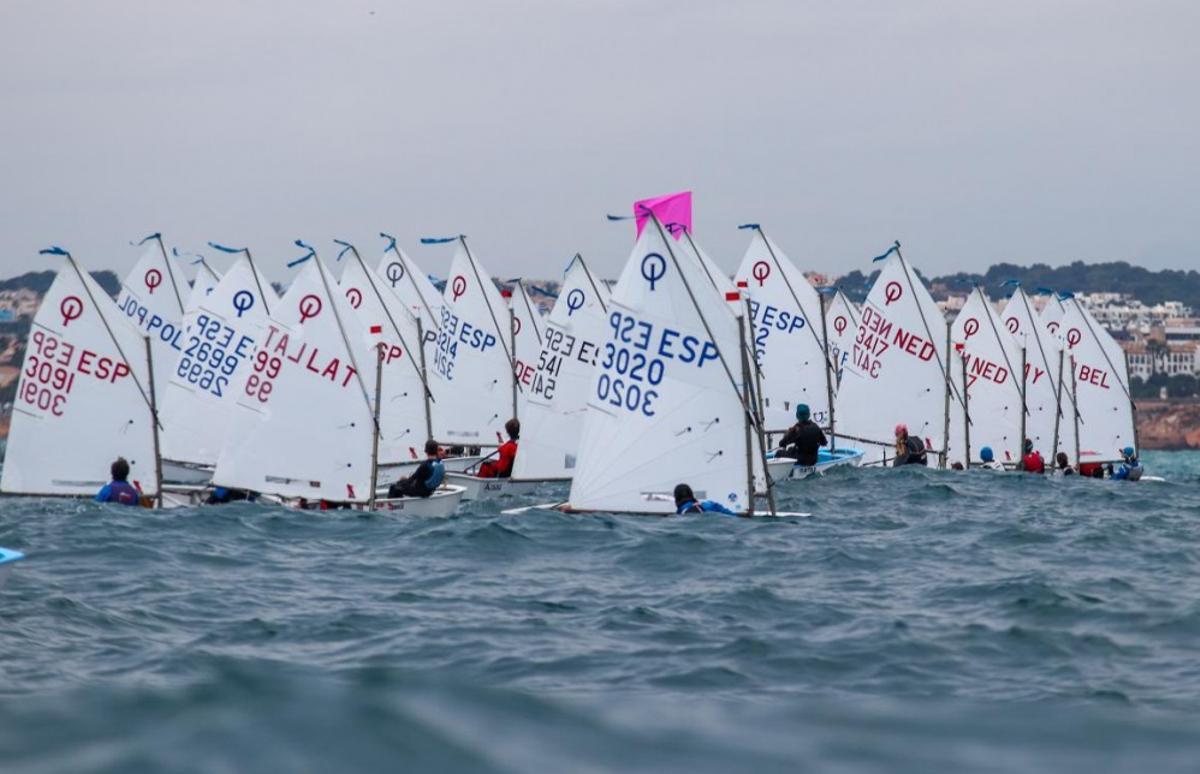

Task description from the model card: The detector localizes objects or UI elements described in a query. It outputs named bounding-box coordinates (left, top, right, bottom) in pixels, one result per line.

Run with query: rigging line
left=650, top=216, right=759, bottom=429
left=459, top=237, right=521, bottom=394
left=385, top=239, right=438, bottom=326
left=838, top=289, right=861, bottom=328
left=679, top=229, right=765, bottom=384
left=894, top=246, right=964, bottom=408
left=1016, top=288, right=1056, bottom=402
left=149, top=235, right=186, bottom=316
left=348, top=246, right=434, bottom=402
left=575, top=254, right=609, bottom=316
left=517, top=280, right=544, bottom=347
left=309, top=253, right=375, bottom=429
left=1068, top=297, right=1133, bottom=403
left=63, top=254, right=157, bottom=423
left=244, top=249, right=272, bottom=317
left=976, top=286, right=1023, bottom=402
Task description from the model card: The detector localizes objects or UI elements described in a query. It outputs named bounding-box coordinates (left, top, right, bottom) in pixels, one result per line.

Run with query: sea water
left=1, top=451, right=1198, bottom=773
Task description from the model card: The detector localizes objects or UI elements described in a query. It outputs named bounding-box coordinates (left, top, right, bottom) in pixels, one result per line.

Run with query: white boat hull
left=364, top=485, right=465, bottom=517
left=377, top=455, right=486, bottom=485
left=445, top=473, right=541, bottom=501
left=771, top=447, right=865, bottom=480
left=161, top=460, right=214, bottom=485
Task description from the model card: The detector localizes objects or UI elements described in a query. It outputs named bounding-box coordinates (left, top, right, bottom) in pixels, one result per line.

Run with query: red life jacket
left=478, top=440, right=518, bottom=479
left=1022, top=451, right=1045, bottom=474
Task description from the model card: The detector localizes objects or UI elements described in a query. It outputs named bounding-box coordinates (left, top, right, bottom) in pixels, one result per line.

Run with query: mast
left=818, top=289, right=836, bottom=450
left=941, top=323, right=952, bottom=469
left=509, top=305, right=519, bottom=422
left=1052, top=348, right=1064, bottom=463
left=416, top=317, right=434, bottom=440
left=961, top=350, right=970, bottom=468
left=1070, top=355, right=1081, bottom=464
left=144, top=336, right=163, bottom=508
left=1018, top=346, right=1028, bottom=466
left=1125, top=350, right=1140, bottom=455
left=369, top=344, right=383, bottom=510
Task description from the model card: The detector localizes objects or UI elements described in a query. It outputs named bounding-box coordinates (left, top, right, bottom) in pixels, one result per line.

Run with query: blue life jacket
left=426, top=460, right=445, bottom=490
left=1112, top=460, right=1142, bottom=481
left=676, top=498, right=737, bottom=516
left=96, top=480, right=140, bottom=506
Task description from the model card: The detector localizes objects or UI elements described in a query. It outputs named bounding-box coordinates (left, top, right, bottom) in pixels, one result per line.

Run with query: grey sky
left=2, top=0, right=1198, bottom=285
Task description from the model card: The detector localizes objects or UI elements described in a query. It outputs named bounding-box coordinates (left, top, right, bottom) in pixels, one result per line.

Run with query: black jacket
left=778, top=420, right=828, bottom=466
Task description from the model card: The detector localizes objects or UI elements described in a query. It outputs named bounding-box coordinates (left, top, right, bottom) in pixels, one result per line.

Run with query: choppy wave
left=2, top=451, right=1199, bottom=772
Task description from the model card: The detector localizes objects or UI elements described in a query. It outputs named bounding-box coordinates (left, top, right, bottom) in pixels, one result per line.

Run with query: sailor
left=388, top=440, right=446, bottom=498
left=978, top=446, right=1005, bottom=470
left=673, top=484, right=736, bottom=516
left=1054, top=452, right=1076, bottom=476
left=205, top=487, right=257, bottom=505
left=1078, top=461, right=1104, bottom=478
left=1017, top=438, right=1045, bottom=474
left=892, top=424, right=928, bottom=467
left=1111, top=447, right=1143, bottom=481
left=478, top=418, right=519, bottom=479
left=776, top=403, right=827, bottom=466
left=94, top=458, right=142, bottom=506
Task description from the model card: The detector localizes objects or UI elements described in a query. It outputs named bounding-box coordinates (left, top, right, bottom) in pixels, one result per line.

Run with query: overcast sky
left=2, top=0, right=1197, bottom=284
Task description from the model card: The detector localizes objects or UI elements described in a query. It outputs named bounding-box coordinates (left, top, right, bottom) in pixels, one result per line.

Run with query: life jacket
left=426, top=460, right=445, bottom=490
left=1022, top=451, right=1045, bottom=474
left=99, top=480, right=141, bottom=506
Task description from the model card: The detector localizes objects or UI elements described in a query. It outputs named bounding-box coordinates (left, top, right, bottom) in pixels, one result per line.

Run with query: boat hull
left=445, top=473, right=541, bottom=501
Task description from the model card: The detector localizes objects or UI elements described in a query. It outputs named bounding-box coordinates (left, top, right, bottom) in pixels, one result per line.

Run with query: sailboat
left=158, top=247, right=278, bottom=483
left=1000, top=285, right=1078, bottom=464
left=1, top=248, right=162, bottom=503
left=211, top=243, right=463, bottom=516
left=824, top=288, right=860, bottom=388
left=515, top=215, right=798, bottom=517
left=733, top=225, right=862, bottom=477
left=510, top=255, right=611, bottom=484
left=833, top=243, right=962, bottom=466
left=1058, top=293, right=1138, bottom=463
left=948, top=287, right=1025, bottom=467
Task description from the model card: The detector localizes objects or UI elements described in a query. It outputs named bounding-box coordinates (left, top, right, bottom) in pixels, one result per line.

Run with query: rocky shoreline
left=1135, top=400, right=1200, bottom=451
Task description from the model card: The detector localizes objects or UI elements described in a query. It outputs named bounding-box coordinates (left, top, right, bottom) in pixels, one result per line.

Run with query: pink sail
left=634, top=190, right=692, bottom=240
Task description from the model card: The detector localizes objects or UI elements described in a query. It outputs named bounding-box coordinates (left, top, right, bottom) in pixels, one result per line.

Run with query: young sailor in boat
left=1054, top=452, right=1076, bottom=476
left=892, top=424, right=928, bottom=467
left=477, top=418, right=519, bottom=479
left=388, top=440, right=446, bottom=498
left=1016, top=438, right=1045, bottom=474
left=673, top=484, right=736, bottom=516
left=776, top=404, right=828, bottom=466
left=1111, top=447, right=1143, bottom=481
left=95, top=458, right=142, bottom=506
left=206, top=487, right=258, bottom=505
left=978, top=447, right=1005, bottom=471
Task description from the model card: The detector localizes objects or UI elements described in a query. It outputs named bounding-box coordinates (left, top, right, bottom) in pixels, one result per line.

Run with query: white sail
left=114, top=240, right=188, bottom=432
left=375, top=241, right=443, bottom=338
left=184, top=259, right=222, bottom=313
left=568, top=222, right=756, bottom=514
left=2, top=255, right=159, bottom=497
left=427, top=240, right=516, bottom=444
left=339, top=253, right=430, bottom=463
left=160, top=256, right=278, bottom=465
left=511, top=256, right=611, bottom=480
left=833, top=250, right=958, bottom=465
left=1059, top=296, right=1136, bottom=462
left=733, top=230, right=831, bottom=431
left=948, top=288, right=1024, bottom=466
left=1001, top=287, right=1078, bottom=462
left=213, top=258, right=374, bottom=501
left=510, top=280, right=546, bottom=411
left=825, top=289, right=860, bottom=388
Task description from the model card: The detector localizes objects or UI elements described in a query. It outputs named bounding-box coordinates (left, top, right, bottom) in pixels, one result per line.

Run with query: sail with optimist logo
left=115, top=234, right=187, bottom=434
left=509, top=279, right=545, bottom=418
left=213, top=251, right=375, bottom=501
left=426, top=237, right=518, bottom=445
left=566, top=218, right=771, bottom=515
left=1001, top=286, right=1078, bottom=463
left=833, top=245, right=960, bottom=466
left=511, top=255, right=611, bottom=481
left=948, top=287, right=1024, bottom=467
left=376, top=234, right=443, bottom=340
left=824, top=288, right=860, bottom=389
left=338, top=243, right=432, bottom=464
left=1, top=251, right=160, bottom=498
left=1058, top=295, right=1137, bottom=462
left=733, top=226, right=831, bottom=432
left=159, top=254, right=278, bottom=467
